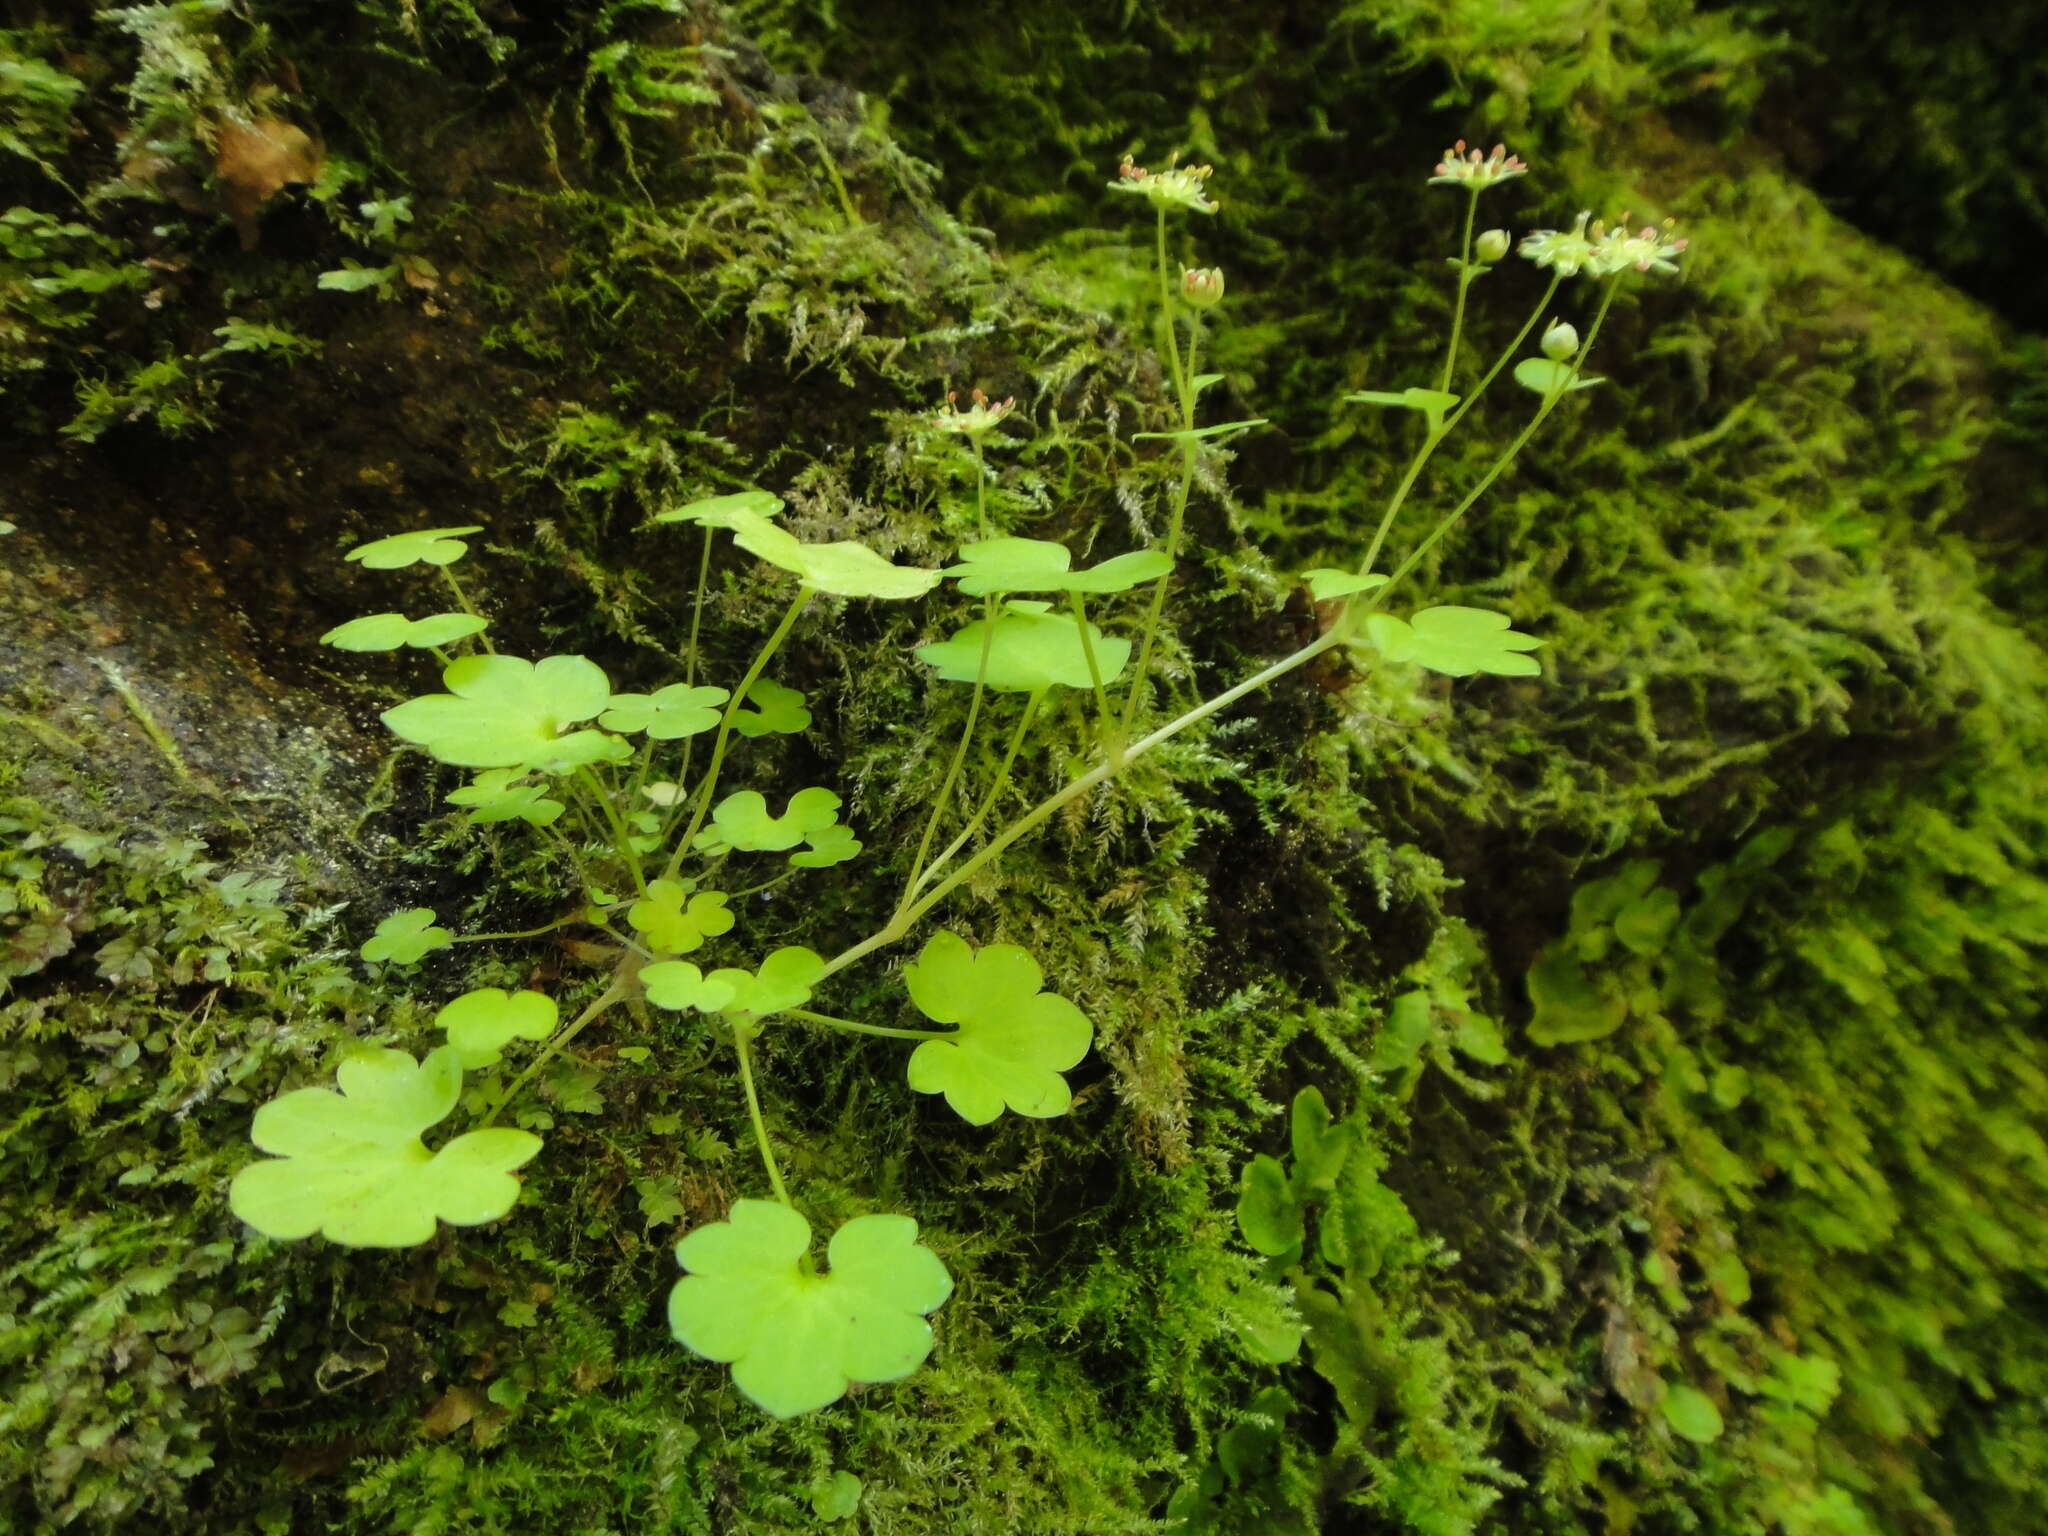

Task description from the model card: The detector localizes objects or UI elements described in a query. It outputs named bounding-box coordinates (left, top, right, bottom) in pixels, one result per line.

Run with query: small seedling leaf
left=1236, top=1154, right=1304, bottom=1256
left=437, top=987, right=558, bottom=1069
left=1513, top=358, right=1605, bottom=395
left=732, top=678, right=811, bottom=737
left=1659, top=1383, right=1725, bottom=1443
left=1302, top=569, right=1388, bottom=602
left=916, top=605, right=1130, bottom=694
left=601, top=684, right=729, bottom=740
left=789, top=823, right=862, bottom=869
left=903, top=930, right=1093, bottom=1124
left=1289, top=1088, right=1352, bottom=1194
left=811, top=1472, right=863, bottom=1521
left=705, top=946, right=826, bottom=1021
left=345, top=526, right=483, bottom=569
left=641, top=960, right=740, bottom=1013
left=1524, top=949, right=1630, bottom=1045
left=361, top=907, right=453, bottom=964
left=229, top=1045, right=541, bottom=1246
left=1365, top=606, right=1543, bottom=678
left=655, top=490, right=784, bottom=527
left=447, top=769, right=564, bottom=827
left=668, top=1199, right=952, bottom=1417
left=709, top=788, right=842, bottom=852
left=628, top=882, right=735, bottom=954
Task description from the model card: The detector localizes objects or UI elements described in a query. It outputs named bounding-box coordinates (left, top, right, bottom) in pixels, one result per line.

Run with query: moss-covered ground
left=4, top=2, right=2045, bottom=1532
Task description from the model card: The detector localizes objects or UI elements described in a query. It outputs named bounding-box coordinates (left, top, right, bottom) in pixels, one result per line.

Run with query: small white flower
left=1585, top=213, right=1690, bottom=277
left=1107, top=155, right=1219, bottom=216
left=1428, top=139, right=1529, bottom=192
left=1518, top=211, right=1596, bottom=276
left=935, top=388, right=1016, bottom=437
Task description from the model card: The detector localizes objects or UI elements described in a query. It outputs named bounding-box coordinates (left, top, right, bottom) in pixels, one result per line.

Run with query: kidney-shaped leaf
left=654, top=490, right=784, bottom=527
left=1365, top=607, right=1543, bottom=678
left=345, top=525, right=483, bottom=569
left=723, top=510, right=940, bottom=600
left=903, top=931, right=1092, bottom=1124
left=601, top=683, right=729, bottom=740
left=916, top=603, right=1129, bottom=694
left=320, top=612, right=490, bottom=651
left=627, top=881, right=735, bottom=954
left=732, top=679, right=812, bottom=738
left=437, top=987, right=559, bottom=1069
left=943, top=537, right=1171, bottom=596
left=229, top=1045, right=541, bottom=1247
left=382, top=654, right=627, bottom=770
left=669, top=1199, right=953, bottom=1417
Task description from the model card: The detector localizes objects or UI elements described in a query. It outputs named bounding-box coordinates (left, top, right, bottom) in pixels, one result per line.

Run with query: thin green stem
left=898, top=594, right=995, bottom=915
left=1119, top=209, right=1205, bottom=734
left=905, top=688, right=1043, bottom=903
left=824, top=633, right=1342, bottom=982
left=438, top=566, right=496, bottom=653
left=574, top=767, right=647, bottom=896
left=666, top=585, right=812, bottom=879
left=732, top=1025, right=792, bottom=1207
left=1380, top=277, right=1627, bottom=597
left=481, top=983, right=626, bottom=1127
left=1353, top=269, right=1566, bottom=581
left=785, top=1008, right=949, bottom=1042
left=1069, top=592, right=1116, bottom=742
left=1438, top=189, right=1479, bottom=394
left=1440, top=270, right=1564, bottom=437
left=456, top=911, right=584, bottom=943
left=818, top=287, right=1624, bottom=986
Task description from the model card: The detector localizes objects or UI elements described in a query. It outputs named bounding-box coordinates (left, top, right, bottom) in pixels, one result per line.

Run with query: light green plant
left=226, top=139, right=1689, bottom=1419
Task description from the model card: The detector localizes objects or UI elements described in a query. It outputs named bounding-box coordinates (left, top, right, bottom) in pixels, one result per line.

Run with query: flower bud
left=1475, top=228, right=1510, bottom=263
left=1540, top=319, right=1579, bottom=360
left=1181, top=267, right=1226, bottom=309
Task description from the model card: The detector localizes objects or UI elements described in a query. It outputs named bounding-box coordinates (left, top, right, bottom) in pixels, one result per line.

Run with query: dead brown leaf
left=214, top=116, right=322, bottom=249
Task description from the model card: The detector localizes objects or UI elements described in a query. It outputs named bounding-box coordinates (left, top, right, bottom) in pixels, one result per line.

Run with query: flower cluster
left=1108, top=155, right=1218, bottom=216
left=1521, top=210, right=1689, bottom=278
left=1588, top=214, right=1689, bottom=276
left=1428, top=140, right=1529, bottom=192
left=935, top=388, right=1016, bottom=437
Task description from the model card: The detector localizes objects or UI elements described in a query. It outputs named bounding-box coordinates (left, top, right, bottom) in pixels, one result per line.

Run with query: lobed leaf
left=446, top=768, right=565, bottom=827
left=382, top=654, right=627, bottom=770
left=942, top=537, right=1171, bottom=596
left=916, top=602, right=1129, bottom=694
left=229, top=1045, right=541, bottom=1247
left=1364, top=606, right=1543, bottom=678
left=361, top=907, right=453, bottom=964
left=601, top=683, right=729, bottom=739
left=320, top=611, right=489, bottom=651
left=437, top=987, right=558, bottom=1069
left=654, top=490, right=784, bottom=527
left=627, top=881, right=735, bottom=954
left=668, top=1199, right=952, bottom=1417
left=732, top=678, right=812, bottom=737
left=722, top=509, right=940, bottom=600
left=1301, top=569, right=1388, bottom=602
left=345, top=525, right=483, bottom=569
left=902, top=931, right=1093, bottom=1124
